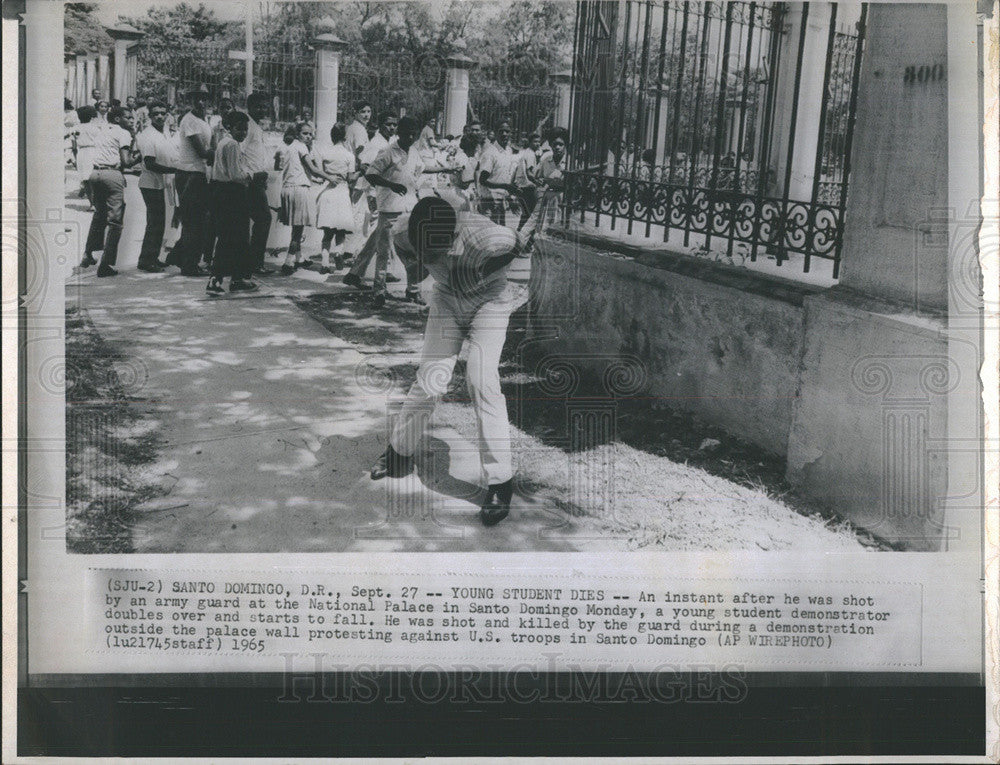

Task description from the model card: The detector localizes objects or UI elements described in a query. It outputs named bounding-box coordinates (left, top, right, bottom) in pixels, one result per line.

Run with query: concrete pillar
left=551, top=70, right=572, bottom=131
left=74, top=55, right=86, bottom=105
left=85, top=55, right=97, bottom=101
left=768, top=3, right=833, bottom=201
left=837, top=4, right=949, bottom=311
left=106, top=24, right=144, bottom=102
left=311, top=32, right=348, bottom=146
left=97, top=53, right=110, bottom=100
left=785, top=4, right=982, bottom=552
left=444, top=54, right=476, bottom=137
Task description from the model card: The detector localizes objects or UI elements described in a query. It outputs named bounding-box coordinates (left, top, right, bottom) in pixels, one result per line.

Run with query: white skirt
left=314, top=182, right=355, bottom=231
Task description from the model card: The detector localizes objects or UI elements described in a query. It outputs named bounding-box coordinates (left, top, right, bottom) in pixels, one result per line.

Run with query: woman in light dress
left=310, top=122, right=358, bottom=274
left=277, top=122, right=322, bottom=274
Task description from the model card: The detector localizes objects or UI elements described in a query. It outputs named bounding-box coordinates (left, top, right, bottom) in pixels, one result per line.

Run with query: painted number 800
left=903, top=64, right=946, bottom=84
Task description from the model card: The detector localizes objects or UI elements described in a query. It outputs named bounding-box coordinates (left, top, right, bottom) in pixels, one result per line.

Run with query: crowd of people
left=65, top=85, right=569, bottom=307
left=65, top=84, right=572, bottom=527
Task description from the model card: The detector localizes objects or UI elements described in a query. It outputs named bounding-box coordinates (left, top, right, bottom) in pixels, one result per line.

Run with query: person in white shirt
left=135, top=100, right=178, bottom=272
left=241, top=92, right=276, bottom=275
left=345, top=116, right=425, bottom=307
left=310, top=122, right=360, bottom=273
left=478, top=121, right=521, bottom=227
left=343, top=111, right=397, bottom=267
left=345, top=101, right=372, bottom=161
left=368, top=195, right=534, bottom=527
left=205, top=111, right=260, bottom=296
left=169, top=84, right=214, bottom=276
left=277, top=123, right=323, bottom=274
left=514, top=132, right=543, bottom=228
left=82, top=106, right=141, bottom=276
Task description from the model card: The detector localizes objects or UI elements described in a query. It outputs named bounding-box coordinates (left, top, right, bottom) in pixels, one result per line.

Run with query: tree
left=64, top=3, right=111, bottom=55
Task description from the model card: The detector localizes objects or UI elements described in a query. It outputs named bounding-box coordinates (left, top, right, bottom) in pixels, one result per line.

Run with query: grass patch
left=65, top=306, right=165, bottom=553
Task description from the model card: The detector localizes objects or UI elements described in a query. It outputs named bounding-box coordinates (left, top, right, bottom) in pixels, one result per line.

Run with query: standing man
left=135, top=100, right=177, bottom=273
left=169, top=84, right=213, bottom=277
left=513, top=132, right=543, bottom=229
left=343, top=111, right=398, bottom=286
left=82, top=105, right=141, bottom=276
left=369, top=195, right=534, bottom=526
left=241, top=92, right=276, bottom=276
left=205, top=111, right=260, bottom=295
left=477, top=121, right=520, bottom=227
left=345, top=100, right=373, bottom=160
left=350, top=115, right=425, bottom=307
left=343, top=101, right=374, bottom=259
left=203, top=95, right=236, bottom=266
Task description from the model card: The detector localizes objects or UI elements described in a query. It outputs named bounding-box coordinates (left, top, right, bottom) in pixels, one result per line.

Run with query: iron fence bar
left=610, top=0, right=633, bottom=233
left=684, top=1, right=713, bottom=247
left=632, top=0, right=654, bottom=236
left=834, top=3, right=868, bottom=279
left=647, top=0, right=671, bottom=238
left=729, top=1, right=757, bottom=256
left=665, top=1, right=691, bottom=243
left=804, top=3, right=839, bottom=273
left=706, top=1, right=734, bottom=252
left=751, top=2, right=784, bottom=263
left=774, top=2, right=810, bottom=267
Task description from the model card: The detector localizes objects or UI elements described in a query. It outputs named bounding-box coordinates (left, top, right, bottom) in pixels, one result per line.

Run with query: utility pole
left=245, top=10, right=254, bottom=96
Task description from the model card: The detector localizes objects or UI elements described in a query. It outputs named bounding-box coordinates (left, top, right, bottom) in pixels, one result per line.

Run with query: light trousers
left=390, top=281, right=529, bottom=486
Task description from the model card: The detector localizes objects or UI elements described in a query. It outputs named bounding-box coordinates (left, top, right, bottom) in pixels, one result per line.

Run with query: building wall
left=531, top=230, right=822, bottom=455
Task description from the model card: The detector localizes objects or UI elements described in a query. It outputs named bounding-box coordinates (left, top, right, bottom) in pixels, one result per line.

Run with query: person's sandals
left=205, top=276, right=225, bottom=296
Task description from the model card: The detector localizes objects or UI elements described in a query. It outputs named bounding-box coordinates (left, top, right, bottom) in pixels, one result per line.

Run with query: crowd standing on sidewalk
left=67, top=86, right=567, bottom=303
left=66, top=84, right=569, bottom=528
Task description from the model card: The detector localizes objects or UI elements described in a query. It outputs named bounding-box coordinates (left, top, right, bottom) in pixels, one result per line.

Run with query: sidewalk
left=62, top=175, right=871, bottom=553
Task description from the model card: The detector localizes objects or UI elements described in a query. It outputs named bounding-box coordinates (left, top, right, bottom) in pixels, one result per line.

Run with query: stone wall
left=530, top=229, right=822, bottom=456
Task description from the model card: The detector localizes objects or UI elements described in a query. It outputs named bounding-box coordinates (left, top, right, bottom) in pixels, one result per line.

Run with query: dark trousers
left=138, top=187, right=166, bottom=267
left=517, top=185, right=537, bottom=229
left=85, top=169, right=126, bottom=269
left=173, top=170, right=208, bottom=270
left=247, top=176, right=271, bottom=269
left=211, top=183, right=251, bottom=280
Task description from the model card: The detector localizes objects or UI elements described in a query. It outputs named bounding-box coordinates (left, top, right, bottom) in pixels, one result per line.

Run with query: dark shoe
left=206, top=277, right=225, bottom=296
left=404, top=287, right=426, bottom=306
left=180, top=266, right=207, bottom=277
left=80, top=256, right=97, bottom=268
left=318, top=266, right=332, bottom=275
left=385, top=272, right=401, bottom=283
left=334, top=255, right=345, bottom=270
left=96, top=266, right=118, bottom=278
left=342, top=272, right=371, bottom=291
left=137, top=263, right=165, bottom=273
left=341, top=253, right=355, bottom=266
left=254, top=266, right=276, bottom=276
left=368, top=289, right=387, bottom=309
left=230, top=278, right=260, bottom=293
left=479, top=479, right=514, bottom=527
left=297, top=260, right=314, bottom=270
left=154, top=260, right=169, bottom=269
left=370, top=445, right=414, bottom=480
left=280, top=264, right=295, bottom=276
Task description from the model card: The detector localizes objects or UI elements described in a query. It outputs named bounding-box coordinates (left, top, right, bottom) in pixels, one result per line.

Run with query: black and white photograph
left=5, top=0, right=997, bottom=759
left=49, top=0, right=981, bottom=555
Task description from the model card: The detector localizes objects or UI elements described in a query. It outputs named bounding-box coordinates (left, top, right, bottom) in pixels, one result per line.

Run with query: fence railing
left=565, top=0, right=867, bottom=278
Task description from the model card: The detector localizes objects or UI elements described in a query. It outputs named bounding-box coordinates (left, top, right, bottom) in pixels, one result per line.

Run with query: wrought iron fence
left=469, top=79, right=557, bottom=140
left=254, top=37, right=314, bottom=125
left=564, top=0, right=867, bottom=278
left=339, top=53, right=446, bottom=125
left=130, top=39, right=244, bottom=107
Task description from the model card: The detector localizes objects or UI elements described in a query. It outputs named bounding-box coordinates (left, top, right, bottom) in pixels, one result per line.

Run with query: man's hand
left=390, top=182, right=407, bottom=195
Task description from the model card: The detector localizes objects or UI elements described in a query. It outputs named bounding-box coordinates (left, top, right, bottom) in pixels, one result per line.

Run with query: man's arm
left=186, top=130, right=213, bottom=163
